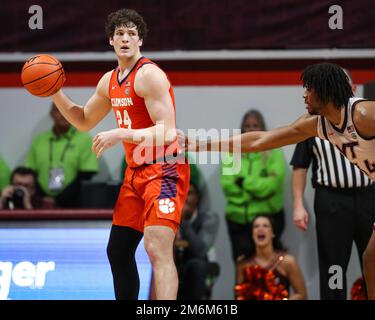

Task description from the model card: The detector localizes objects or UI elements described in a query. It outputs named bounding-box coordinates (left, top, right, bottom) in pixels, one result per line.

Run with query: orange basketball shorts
left=113, top=160, right=190, bottom=233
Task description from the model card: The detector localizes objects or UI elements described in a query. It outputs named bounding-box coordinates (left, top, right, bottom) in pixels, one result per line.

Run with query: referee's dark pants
left=314, top=185, right=375, bottom=300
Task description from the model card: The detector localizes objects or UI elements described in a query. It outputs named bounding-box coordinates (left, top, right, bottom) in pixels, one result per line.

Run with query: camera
left=5, top=187, right=25, bottom=209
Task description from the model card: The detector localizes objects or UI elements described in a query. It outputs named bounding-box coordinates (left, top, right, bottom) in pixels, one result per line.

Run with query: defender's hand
left=176, top=130, right=210, bottom=152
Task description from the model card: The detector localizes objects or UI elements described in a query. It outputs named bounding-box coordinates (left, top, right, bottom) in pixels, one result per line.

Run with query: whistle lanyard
left=49, top=137, right=71, bottom=169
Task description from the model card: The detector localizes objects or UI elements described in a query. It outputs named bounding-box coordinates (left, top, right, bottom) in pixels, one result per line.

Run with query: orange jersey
left=109, top=56, right=179, bottom=167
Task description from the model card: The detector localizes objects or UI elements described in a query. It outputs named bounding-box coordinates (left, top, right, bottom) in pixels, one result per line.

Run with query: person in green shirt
left=25, top=103, right=99, bottom=207
left=220, top=110, right=286, bottom=262
left=0, top=155, right=11, bottom=192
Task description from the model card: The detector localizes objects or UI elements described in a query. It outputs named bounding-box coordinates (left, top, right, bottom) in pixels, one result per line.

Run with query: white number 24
left=116, top=109, right=132, bottom=129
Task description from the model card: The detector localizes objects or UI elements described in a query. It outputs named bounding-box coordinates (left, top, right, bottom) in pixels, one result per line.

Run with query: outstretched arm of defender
left=51, top=72, right=113, bottom=131
left=190, top=114, right=318, bottom=153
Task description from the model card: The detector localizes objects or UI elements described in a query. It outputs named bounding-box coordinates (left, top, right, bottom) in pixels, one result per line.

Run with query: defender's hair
left=105, top=8, right=148, bottom=40
left=301, top=63, right=354, bottom=109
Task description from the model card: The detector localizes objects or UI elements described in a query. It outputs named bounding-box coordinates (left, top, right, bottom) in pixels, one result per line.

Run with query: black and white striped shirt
left=290, top=137, right=372, bottom=188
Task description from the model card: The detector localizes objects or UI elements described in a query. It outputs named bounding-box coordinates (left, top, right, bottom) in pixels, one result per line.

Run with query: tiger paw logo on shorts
left=158, top=199, right=175, bottom=214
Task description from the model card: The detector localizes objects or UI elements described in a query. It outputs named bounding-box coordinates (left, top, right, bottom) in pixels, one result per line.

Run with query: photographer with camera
left=0, top=167, right=54, bottom=210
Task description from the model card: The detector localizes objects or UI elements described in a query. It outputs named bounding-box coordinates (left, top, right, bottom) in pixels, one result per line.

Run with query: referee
left=291, top=136, right=375, bottom=299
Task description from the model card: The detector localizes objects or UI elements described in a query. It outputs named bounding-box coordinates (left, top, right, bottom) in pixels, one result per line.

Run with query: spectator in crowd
left=175, top=182, right=219, bottom=300
left=0, top=167, right=54, bottom=209
left=0, top=155, right=11, bottom=192
left=220, top=109, right=286, bottom=262
left=25, top=103, right=99, bottom=207
left=235, top=215, right=307, bottom=300
left=290, top=69, right=375, bottom=299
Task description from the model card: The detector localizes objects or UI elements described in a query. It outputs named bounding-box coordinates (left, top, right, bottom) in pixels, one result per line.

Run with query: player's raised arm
left=51, top=71, right=113, bottom=132
left=189, top=114, right=318, bottom=153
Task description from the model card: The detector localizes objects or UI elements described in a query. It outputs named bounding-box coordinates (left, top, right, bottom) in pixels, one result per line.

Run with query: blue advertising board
left=0, top=221, right=152, bottom=300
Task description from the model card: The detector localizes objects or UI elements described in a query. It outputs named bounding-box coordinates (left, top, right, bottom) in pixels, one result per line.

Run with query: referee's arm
left=290, top=139, right=313, bottom=231
left=292, top=167, right=309, bottom=231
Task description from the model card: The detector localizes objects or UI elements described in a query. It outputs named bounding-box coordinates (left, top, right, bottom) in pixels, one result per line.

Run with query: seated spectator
left=0, top=167, right=54, bottom=209
left=25, top=103, right=99, bottom=207
left=0, top=155, right=11, bottom=192
left=235, top=215, right=307, bottom=300
left=175, top=182, right=219, bottom=300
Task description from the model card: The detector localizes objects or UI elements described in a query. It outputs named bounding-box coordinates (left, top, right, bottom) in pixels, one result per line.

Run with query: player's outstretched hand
left=176, top=130, right=205, bottom=152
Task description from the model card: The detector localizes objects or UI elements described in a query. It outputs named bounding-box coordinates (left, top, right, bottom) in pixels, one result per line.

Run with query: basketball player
left=51, top=9, right=190, bottom=300
left=185, top=63, right=375, bottom=299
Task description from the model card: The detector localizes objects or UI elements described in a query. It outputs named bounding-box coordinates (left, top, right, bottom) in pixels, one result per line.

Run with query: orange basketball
left=21, top=54, right=66, bottom=97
